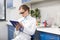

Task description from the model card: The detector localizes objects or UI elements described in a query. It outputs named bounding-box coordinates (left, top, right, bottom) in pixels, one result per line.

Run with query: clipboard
left=10, top=20, right=24, bottom=31
left=10, top=20, right=19, bottom=27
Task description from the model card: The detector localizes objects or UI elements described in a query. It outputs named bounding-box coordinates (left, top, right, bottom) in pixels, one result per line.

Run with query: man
left=12, top=5, right=37, bottom=40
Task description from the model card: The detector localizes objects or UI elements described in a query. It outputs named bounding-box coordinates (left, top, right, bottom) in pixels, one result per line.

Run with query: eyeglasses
left=20, top=11, right=26, bottom=14
left=20, top=12, right=24, bottom=14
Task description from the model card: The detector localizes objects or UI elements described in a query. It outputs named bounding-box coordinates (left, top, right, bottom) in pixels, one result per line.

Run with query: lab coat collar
left=24, top=15, right=31, bottom=19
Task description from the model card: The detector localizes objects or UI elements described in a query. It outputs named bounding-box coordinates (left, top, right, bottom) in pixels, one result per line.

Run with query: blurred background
left=0, top=0, right=60, bottom=40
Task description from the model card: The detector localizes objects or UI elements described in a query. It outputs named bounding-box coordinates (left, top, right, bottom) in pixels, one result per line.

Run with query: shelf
left=22, top=0, right=44, bottom=4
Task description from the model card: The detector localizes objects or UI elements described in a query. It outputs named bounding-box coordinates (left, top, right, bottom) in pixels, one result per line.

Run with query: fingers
left=15, top=23, right=20, bottom=31
left=19, top=22, right=24, bottom=27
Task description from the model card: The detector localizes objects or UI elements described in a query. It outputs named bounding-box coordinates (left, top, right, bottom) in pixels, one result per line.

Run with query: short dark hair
left=19, top=5, right=30, bottom=12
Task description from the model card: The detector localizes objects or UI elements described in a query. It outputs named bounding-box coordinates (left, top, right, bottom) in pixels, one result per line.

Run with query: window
left=0, top=0, right=6, bottom=21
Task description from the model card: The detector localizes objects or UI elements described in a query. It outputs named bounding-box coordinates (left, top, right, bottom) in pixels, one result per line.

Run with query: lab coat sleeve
left=14, top=17, right=24, bottom=36
left=14, top=28, right=20, bottom=36
left=22, top=19, right=37, bottom=35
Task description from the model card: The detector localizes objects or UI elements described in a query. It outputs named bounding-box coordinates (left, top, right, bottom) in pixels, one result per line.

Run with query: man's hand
left=15, top=22, right=24, bottom=31
left=15, top=23, right=20, bottom=31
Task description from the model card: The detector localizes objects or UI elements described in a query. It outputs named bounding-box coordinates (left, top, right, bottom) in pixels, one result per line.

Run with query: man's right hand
left=15, top=23, right=20, bottom=31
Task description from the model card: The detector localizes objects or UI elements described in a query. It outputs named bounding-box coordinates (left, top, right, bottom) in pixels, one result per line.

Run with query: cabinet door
left=45, top=33, right=59, bottom=40
left=8, top=25, right=14, bottom=40
left=39, top=32, right=47, bottom=40
left=39, top=31, right=60, bottom=40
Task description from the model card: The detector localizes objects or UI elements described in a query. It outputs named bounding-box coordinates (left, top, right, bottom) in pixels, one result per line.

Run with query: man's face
left=19, top=7, right=28, bottom=17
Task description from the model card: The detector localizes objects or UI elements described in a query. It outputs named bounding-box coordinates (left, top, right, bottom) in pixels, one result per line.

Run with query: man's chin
left=21, top=15, right=24, bottom=17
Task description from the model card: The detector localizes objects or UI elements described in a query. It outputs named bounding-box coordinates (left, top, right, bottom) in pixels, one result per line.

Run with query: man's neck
left=25, top=14, right=29, bottom=18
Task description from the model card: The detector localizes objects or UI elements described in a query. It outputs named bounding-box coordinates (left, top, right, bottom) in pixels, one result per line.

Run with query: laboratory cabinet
left=7, top=25, right=60, bottom=40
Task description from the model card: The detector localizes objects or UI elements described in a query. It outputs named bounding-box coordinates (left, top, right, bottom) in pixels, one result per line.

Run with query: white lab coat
left=12, top=15, right=37, bottom=40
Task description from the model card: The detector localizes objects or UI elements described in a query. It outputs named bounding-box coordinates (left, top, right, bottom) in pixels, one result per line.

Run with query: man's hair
left=19, top=5, right=30, bottom=12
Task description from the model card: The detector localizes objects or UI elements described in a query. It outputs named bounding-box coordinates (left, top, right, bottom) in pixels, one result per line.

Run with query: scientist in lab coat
left=12, top=5, right=37, bottom=40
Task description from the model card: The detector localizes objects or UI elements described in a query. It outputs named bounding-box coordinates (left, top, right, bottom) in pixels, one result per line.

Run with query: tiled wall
left=31, top=0, right=60, bottom=27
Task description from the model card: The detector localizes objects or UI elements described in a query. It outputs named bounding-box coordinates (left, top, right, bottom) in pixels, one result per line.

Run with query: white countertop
left=37, top=28, right=60, bottom=35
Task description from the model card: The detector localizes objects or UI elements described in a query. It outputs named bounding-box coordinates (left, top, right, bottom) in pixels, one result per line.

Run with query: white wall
left=0, top=0, right=22, bottom=40
left=31, top=0, right=60, bottom=26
